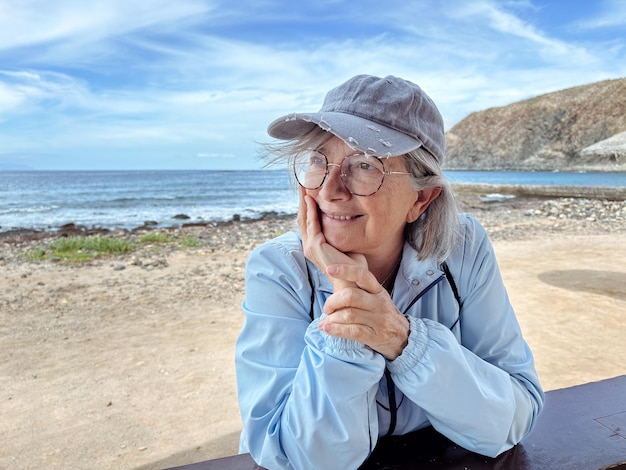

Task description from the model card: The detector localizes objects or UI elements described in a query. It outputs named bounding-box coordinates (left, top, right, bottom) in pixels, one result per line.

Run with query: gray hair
left=260, top=127, right=460, bottom=262
left=400, top=147, right=460, bottom=261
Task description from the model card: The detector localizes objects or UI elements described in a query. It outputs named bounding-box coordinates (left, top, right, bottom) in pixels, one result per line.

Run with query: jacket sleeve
left=387, top=216, right=544, bottom=458
left=235, top=236, right=386, bottom=470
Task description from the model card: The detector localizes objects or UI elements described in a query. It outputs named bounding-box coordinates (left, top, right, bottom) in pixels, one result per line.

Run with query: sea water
left=1, top=170, right=625, bottom=232
left=0, top=170, right=297, bottom=232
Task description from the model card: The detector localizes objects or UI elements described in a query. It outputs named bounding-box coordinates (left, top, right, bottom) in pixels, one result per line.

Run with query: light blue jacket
left=235, top=214, right=544, bottom=469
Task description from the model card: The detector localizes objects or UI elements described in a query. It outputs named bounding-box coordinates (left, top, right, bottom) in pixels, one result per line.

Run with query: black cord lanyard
left=383, top=262, right=462, bottom=437
left=381, top=273, right=445, bottom=437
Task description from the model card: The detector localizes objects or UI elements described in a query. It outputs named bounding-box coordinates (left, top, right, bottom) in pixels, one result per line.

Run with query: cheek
left=371, top=185, right=413, bottom=218
left=380, top=195, right=420, bottom=228
left=363, top=200, right=405, bottom=232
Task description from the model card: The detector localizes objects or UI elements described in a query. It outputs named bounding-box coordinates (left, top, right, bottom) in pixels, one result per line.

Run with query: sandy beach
left=1, top=193, right=625, bottom=470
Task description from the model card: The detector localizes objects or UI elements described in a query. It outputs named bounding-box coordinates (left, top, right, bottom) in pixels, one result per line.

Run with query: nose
left=327, top=162, right=343, bottom=176
left=319, top=162, right=350, bottom=198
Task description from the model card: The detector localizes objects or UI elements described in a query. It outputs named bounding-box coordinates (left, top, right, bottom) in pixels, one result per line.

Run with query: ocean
left=1, top=169, right=625, bottom=233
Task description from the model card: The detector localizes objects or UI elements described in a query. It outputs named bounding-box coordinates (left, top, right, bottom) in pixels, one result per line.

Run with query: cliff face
left=444, top=78, right=626, bottom=171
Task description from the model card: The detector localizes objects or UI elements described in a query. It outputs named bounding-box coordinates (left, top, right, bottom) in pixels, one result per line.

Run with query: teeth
left=327, top=214, right=354, bottom=220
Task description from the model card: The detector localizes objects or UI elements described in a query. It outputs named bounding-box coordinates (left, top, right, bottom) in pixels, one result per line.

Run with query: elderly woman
left=235, top=75, right=544, bottom=470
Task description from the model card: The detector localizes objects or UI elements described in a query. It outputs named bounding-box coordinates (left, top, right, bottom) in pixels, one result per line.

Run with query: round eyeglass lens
left=294, top=151, right=386, bottom=196
left=340, top=154, right=385, bottom=196
left=294, top=151, right=327, bottom=189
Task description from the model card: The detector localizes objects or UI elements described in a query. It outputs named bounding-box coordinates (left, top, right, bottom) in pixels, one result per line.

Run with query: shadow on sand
left=538, top=269, right=626, bottom=301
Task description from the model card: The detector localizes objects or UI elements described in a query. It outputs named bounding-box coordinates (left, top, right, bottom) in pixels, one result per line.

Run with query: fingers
left=323, top=285, right=387, bottom=317
left=318, top=318, right=374, bottom=345
left=298, top=191, right=324, bottom=262
left=298, top=191, right=368, bottom=292
left=320, top=275, right=400, bottom=351
left=325, top=260, right=382, bottom=294
left=297, top=187, right=305, bottom=232
left=299, top=192, right=325, bottom=247
left=318, top=298, right=410, bottom=360
left=298, top=191, right=359, bottom=284
left=297, top=188, right=314, bottom=238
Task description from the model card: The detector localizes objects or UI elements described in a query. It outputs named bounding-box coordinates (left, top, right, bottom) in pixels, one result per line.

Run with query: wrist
left=383, top=315, right=410, bottom=361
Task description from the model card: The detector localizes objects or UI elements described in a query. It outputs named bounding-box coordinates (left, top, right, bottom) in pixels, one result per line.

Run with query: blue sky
left=1, top=0, right=625, bottom=170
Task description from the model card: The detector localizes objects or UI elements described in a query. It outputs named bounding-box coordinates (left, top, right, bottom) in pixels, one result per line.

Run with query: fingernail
left=326, top=265, right=338, bottom=275
left=318, top=320, right=331, bottom=333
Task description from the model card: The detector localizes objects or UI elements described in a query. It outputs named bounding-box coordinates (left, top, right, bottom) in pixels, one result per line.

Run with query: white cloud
left=0, top=0, right=625, bottom=169
left=0, top=81, right=27, bottom=111
left=574, top=0, right=626, bottom=29
left=0, top=70, right=90, bottom=115
left=0, top=0, right=213, bottom=50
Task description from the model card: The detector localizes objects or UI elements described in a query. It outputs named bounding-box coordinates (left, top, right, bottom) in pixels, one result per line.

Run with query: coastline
left=451, top=182, right=626, bottom=200
left=3, top=168, right=626, bottom=237
left=1, top=191, right=625, bottom=470
left=2, top=188, right=625, bottom=244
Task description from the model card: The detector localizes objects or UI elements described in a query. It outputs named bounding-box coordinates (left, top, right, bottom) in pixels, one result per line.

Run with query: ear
left=406, top=186, right=442, bottom=223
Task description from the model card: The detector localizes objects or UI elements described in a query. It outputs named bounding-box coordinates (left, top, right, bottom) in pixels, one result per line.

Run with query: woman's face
left=305, top=136, right=427, bottom=260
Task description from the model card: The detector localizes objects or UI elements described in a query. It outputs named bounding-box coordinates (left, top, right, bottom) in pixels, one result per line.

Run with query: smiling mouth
left=322, top=211, right=362, bottom=221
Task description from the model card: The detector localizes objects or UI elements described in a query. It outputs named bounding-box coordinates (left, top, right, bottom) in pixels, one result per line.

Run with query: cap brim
left=268, top=112, right=423, bottom=157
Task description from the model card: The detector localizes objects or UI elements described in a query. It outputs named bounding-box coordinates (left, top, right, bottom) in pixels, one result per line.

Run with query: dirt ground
left=1, top=206, right=625, bottom=470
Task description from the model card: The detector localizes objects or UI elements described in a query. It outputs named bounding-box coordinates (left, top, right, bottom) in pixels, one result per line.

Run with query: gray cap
left=267, top=74, right=445, bottom=163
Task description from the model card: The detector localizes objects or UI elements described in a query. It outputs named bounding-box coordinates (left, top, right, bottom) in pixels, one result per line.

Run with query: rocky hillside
left=444, top=78, right=626, bottom=171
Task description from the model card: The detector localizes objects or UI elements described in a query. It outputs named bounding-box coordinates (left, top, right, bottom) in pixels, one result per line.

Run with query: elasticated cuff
left=308, top=314, right=371, bottom=355
left=386, top=316, right=429, bottom=375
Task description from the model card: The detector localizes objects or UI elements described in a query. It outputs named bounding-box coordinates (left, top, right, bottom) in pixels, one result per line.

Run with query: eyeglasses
left=294, top=149, right=411, bottom=196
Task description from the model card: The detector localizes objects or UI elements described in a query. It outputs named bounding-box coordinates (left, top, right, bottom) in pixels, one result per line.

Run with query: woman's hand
left=298, top=188, right=409, bottom=360
left=319, top=263, right=410, bottom=361
left=298, top=189, right=365, bottom=290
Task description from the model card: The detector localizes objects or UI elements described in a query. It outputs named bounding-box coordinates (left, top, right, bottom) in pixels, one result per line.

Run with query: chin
left=323, top=233, right=359, bottom=253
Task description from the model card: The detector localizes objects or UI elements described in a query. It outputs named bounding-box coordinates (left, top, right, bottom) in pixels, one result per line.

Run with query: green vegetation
left=138, top=232, right=174, bottom=244
left=180, top=234, right=199, bottom=248
left=23, top=232, right=202, bottom=263
left=25, top=236, right=135, bottom=263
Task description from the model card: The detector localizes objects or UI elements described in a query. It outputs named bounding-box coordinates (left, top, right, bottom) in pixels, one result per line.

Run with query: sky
left=1, top=0, right=625, bottom=171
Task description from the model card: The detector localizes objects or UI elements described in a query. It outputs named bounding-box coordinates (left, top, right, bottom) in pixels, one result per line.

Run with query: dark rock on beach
left=57, top=223, right=112, bottom=238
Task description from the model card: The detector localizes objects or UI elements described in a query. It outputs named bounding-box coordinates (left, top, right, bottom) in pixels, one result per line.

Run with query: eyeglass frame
left=293, top=149, right=412, bottom=197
